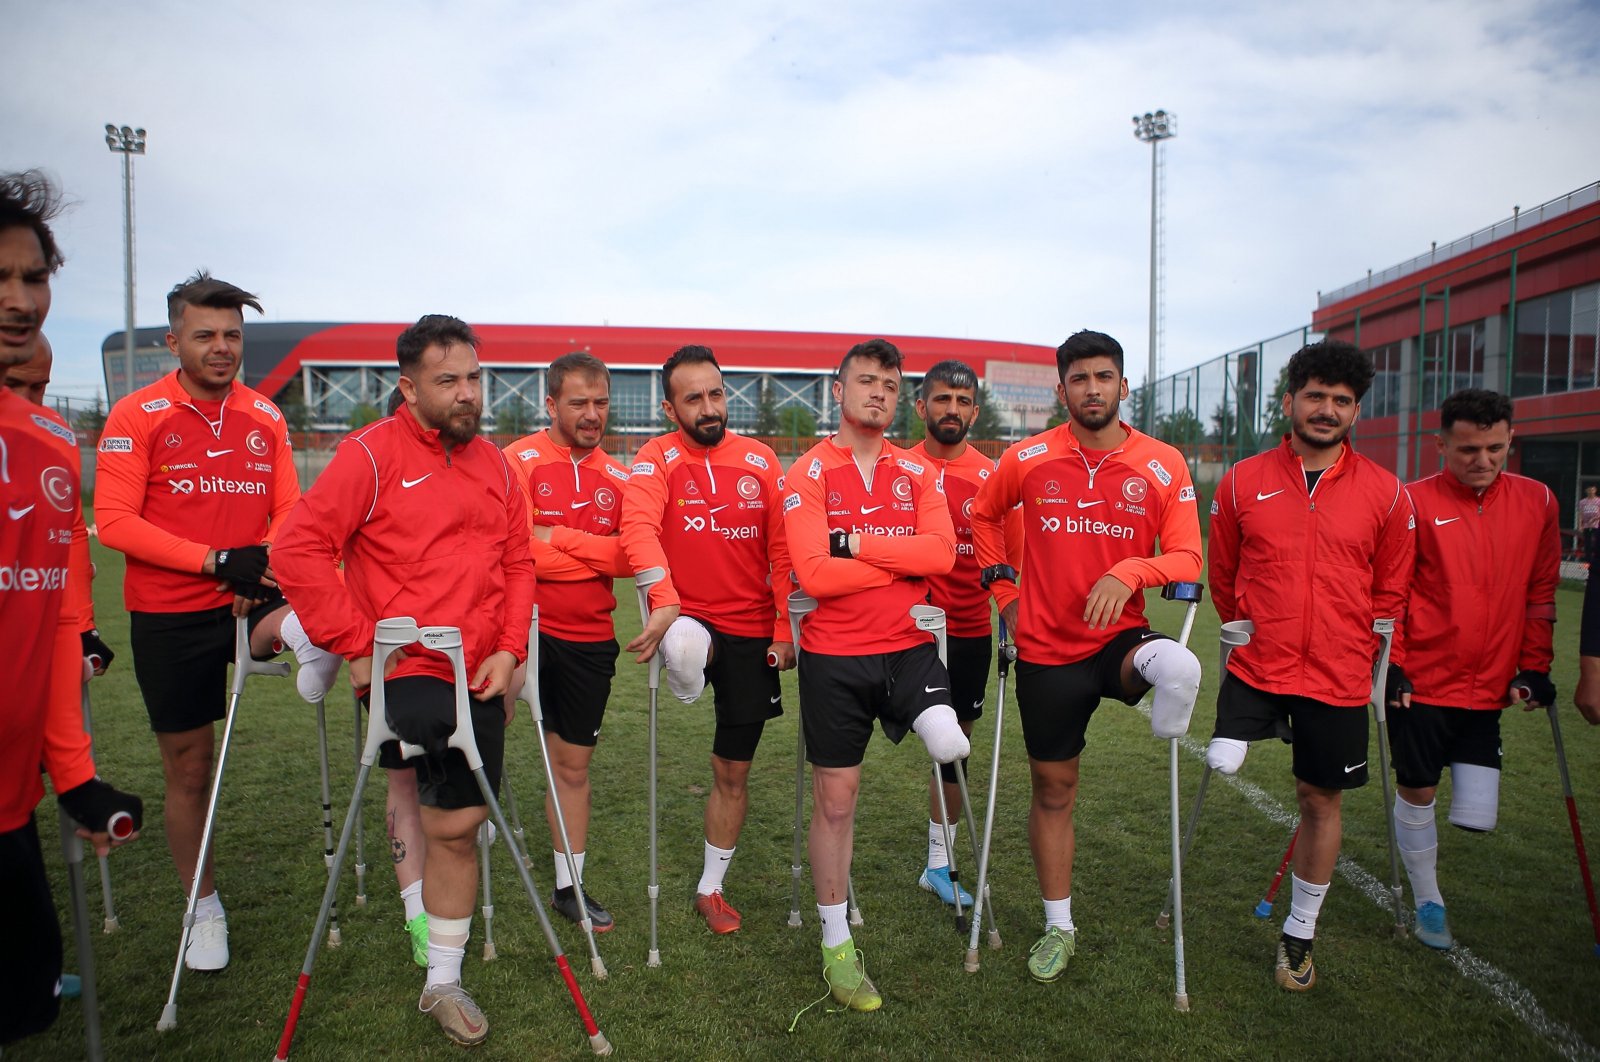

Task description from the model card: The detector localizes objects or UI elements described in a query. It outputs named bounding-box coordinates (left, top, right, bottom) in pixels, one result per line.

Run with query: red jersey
left=1393, top=471, right=1559, bottom=710
left=504, top=431, right=632, bottom=643
left=0, top=390, right=91, bottom=830
left=972, top=422, right=1202, bottom=666
left=271, top=406, right=535, bottom=684
left=908, top=441, right=1023, bottom=638
left=620, top=430, right=792, bottom=642
left=96, top=371, right=299, bottom=613
left=1209, top=438, right=1414, bottom=706
left=781, top=436, right=955, bottom=656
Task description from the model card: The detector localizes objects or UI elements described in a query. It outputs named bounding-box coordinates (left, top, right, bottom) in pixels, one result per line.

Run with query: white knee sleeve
left=1134, top=640, right=1203, bottom=738
left=1206, top=737, right=1248, bottom=775
left=1447, top=763, right=1500, bottom=832
left=913, top=704, right=970, bottom=764
left=1395, top=796, right=1438, bottom=854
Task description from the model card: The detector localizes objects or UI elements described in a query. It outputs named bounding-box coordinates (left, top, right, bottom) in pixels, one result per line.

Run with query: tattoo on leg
left=388, top=809, right=406, bottom=865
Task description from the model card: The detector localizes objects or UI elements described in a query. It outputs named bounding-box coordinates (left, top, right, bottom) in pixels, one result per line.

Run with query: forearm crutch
left=964, top=620, right=1013, bottom=972
left=313, top=699, right=342, bottom=947
left=1159, top=581, right=1204, bottom=1012
left=1370, top=617, right=1408, bottom=938
left=524, top=605, right=607, bottom=978
left=504, top=774, right=532, bottom=869
left=1544, top=704, right=1600, bottom=956
left=351, top=691, right=367, bottom=907
left=1157, top=619, right=1253, bottom=928
left=58, top=807, right=112, bottom=1061
left=479, top=818, right=497, bottom=961
left=634, top=567, right=667, bottom=968
left=158, top=617, right=289, bottom=1032
left=275, top=618, right=611, bottom=1058
left=79, top=681, right=120, bottom=933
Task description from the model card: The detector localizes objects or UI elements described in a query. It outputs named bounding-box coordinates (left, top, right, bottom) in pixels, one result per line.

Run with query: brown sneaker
left=419, top=981, right=489, bottom=1046
left=693, top=890, right=742, bottom=934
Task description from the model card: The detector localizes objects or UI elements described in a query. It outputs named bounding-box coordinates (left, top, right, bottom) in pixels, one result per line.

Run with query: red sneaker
left=693, top=891, right=741, bottom=934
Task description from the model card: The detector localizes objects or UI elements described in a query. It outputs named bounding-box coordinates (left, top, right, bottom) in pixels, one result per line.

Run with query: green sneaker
left=406, top=912, right=429, bottom=968
left=821, top=939, right=882, bottom=1012
left=1027, top=926, right=1076, bottom=983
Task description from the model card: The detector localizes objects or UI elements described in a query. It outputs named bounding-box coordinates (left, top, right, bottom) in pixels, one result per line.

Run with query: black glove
left=1511, top=670, right=1557, bottom=707
left=1385, top=664, right=1412, bottom=706
left=828, top=529, right=852, bottom=558
left=57, top=778, right=143, bottom=839
left=81, top=628, right=114, bottom=672
left=213, top=544, right=270, bottom=593
left=980, top=564, right=1018, bottom=590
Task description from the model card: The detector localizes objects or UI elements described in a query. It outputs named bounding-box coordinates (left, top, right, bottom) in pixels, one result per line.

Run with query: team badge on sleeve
left=896, top=457, right=925, bottom=476
left=254, top=399, right=282, bottom=422
left=807, top=458, right=822, bottom=479
left=783, top=493, right=801, bottom=512
left=141, top=397, right=171, bottom=413
left=1019, top=443, right=1047, bottom=462
left=518, top=447, right=541, bottom=461
left=32, top=415, right=76, bottom=444
left=100, top=436, right=133, bottom=453
left=664, top=446, right=680, bottom=463
left=1210, top=499, right=1220, bottom=516
left=1146, top=459, right=1172, bottom=486
left=744, top=452, right=769, bottom=470
left=605, top=464, right=630, bottom=483
left=632, top=461, right=656, bottom=477
left=1178, top=485, right=1196, bottom=502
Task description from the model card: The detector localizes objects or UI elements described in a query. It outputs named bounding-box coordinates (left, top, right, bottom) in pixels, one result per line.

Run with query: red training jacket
left=908, top=441, right=1023, bottom=639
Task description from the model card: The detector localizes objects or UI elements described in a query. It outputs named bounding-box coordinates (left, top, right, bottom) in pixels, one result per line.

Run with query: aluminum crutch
left=634, top=566, right=667, bottom=967
left=1158, top=580, right=1204, bottom=1012
left=58, top=804, right=130, bottom=1062
left=351, top=690, right=367, bottom=907
left=479, top=817, right=497, bottom=961
left=79, top=679, right=120, bottom=933
left=964, top=619, right=1013, bottom=972
left=158, top=617, right=289, bottom=1032
left=314, top=699, right=341, bottom=947
left=1370, top=617, right=1408, bottom=938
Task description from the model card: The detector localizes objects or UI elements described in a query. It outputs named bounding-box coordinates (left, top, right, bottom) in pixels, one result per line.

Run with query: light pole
left=1132, top=109, right=1175, bottom=433
left=105, top=123, right=146, bottom=401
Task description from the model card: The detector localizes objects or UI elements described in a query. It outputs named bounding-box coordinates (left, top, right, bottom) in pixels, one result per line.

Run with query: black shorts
left=130, top=592, right=287, bottom=734
left=1015, top=627, right=1168, bottom=762
left=538, top=634, right=617, bottom=748
left=0, top=817, right=63, bottom=1046
left=948, top=634, right=993, bottom=724
left=698, top=622, right=782, bottom=763
left=1389, top=703, right=1503, bottom=789
left=798, top=642, right=950, bottom=769
left=363, top=676, right=504, bottom=810
left=1213, top=672, right=1370, bottom=790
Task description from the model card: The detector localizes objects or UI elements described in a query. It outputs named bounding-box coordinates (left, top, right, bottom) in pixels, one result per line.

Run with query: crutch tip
left=591, top=958, right=609, bottom=980
left=483, top=943, right=498, bottom=961
left=987, top=930, right=1002, bottom=950
left=327, top=927, right=342, bottom=947
left=103, top=917, right=120, bottom=934
left=956, top=915, right=970, bottom=934
left=355, top=895, right=367, bottom=907
left=963, top=950, right=980, bottom=973
left=1391, top=923, right=1409, bottom=941
left=1252, top=901, right=1273, bottom=919
left=1155, top=913, right=1171, bottom=930
left=157, top=1005, right=178, bottom=1032
left=589, top=1031, right=614, bottom=1055
left=786, top=911, right=803, bottom=928
left=1174, top=994, right=1191, bottom=1012
left=848, top=912, right=864, bottom=928
left=647, top=950, right=662, bottom=968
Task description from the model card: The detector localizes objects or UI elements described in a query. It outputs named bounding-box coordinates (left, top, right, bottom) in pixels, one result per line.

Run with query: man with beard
left=504, top=352, right=632, bottom=931
left=619, top=344, right=793, bottom=934
left=972, top=329, right=1202, bottom=985
left=781, top=337, right=959, bottom=1010
left=273, top=314, right=534, bottom=1046
left=1205, top=339, right=1413, bottom=991
left=905, top=359, right=1021, bottom=907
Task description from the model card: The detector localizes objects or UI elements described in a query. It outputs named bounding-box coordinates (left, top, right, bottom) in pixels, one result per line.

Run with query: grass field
left=15, top=543, right=1600, bottom=1061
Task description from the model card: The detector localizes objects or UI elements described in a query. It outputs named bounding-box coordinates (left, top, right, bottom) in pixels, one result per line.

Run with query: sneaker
left=418, top=981, right=488, bottom=1046
left=693, top=890, right=741, bottom=934
left=660, top=617, right=711, bottom=703
left=1274, top=934, right=1316, bottom=991
left=552, top=885, right=614, bottom=932
left=406, top=912, right=429, bottom=967
left=821, top=940, right=882, bottom=1012
left=1027, top=926, right=1076, bottom=983
left=1414, top=901, right=1454, bottom=950
left=918, top=865, right=974, bottom=908
left=184, top=911, right=230, bottom=971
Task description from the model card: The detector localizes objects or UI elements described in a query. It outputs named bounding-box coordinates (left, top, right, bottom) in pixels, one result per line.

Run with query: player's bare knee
left=1206, top=737, right=1248, bottom=775
left=1136, top=640, right=1202, bottom=738
left=1446, top=763, right=1499, bottom=832
left=912, top=703, right=970, bottom=764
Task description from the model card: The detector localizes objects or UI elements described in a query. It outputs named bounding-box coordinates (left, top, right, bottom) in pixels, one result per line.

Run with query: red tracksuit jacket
left=907, top=441, right=1024, bottom=640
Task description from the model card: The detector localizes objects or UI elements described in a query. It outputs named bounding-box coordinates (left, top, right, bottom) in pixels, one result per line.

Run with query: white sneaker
left=660, top=617, right=711, bottom=703
left=184, top=910, right=230, bottom=971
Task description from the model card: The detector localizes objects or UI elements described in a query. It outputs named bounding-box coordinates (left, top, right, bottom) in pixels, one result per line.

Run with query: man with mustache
left=273, top=314, right=534, bottom=1046
left=1205, top=339, right=1414, bottom=991
left=505, top=352, right=632, bottom=931
left=972, top=330, right=1203, bottom=985
left=96, top=271, right=338, bottom=972
left=620, top=344, right=794, bottom=934
left=905, top=359, right=1021, bottom=907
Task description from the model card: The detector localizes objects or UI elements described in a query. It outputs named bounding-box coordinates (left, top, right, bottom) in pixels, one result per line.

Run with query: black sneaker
left=552, top=885, right=614, bottom=933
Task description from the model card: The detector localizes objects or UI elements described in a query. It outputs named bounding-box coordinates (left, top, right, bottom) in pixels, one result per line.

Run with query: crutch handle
left=787, top=590, right=818, bottom=648
left=232, top=617, right=290, bottom=693
left=107, top=811, right=135, bottom=842
left=910, top=604, right=949, bottom=667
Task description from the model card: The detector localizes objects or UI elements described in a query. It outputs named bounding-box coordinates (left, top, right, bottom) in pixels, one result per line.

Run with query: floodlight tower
left=105, top=123, right=147, bottom=401
left=1132, top=109, right=1175, bottom=432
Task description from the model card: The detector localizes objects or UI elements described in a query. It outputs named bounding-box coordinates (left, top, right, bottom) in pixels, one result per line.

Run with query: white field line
left=1145, top=706, right=1599, bottom=1062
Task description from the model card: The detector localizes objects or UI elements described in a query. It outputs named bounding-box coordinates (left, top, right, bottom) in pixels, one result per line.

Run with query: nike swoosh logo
left=925, top=685, right=947, bottom=694
left=8, top=503, right=35, bottom=519
left=1076, top=499, right=1104, bottom=508
left=1433, top=517, right=1460, bottom=526
left=861, top=504, right=883, bottom=514
left=972, top=699, right=983, bottom=709
left=401, top=474, right=431, bottom=488
left=206, top=448, right=233, bottom=458
left=571, top=500, right=591, bottom=509
left=710, top=505, right=728, bottom=514
left=1344, top=761, right=1367, bottom=774
left=770, top=695, right=782, bottom=703
left=1256, top=489, right=1284, bottom=501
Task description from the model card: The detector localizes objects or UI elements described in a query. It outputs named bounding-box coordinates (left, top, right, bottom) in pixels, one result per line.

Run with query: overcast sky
left=8, top=0, right=1599, bottom=400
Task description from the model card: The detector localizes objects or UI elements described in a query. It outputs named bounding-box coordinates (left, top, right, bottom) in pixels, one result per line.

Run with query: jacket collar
left=396, top=403, right=450, bottom=456
left=1060, top=420, right=1138, bottom=454
left=1277, top=434, right=1351, bottom=485
left=158, top=369, right=245, bottom=409
left=1437, top=467, right=1504, bottom=504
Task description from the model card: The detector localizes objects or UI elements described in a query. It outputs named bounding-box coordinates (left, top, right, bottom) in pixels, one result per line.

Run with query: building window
left=609, top=369, right=660, bottom=434
left=1419, top=322, right=1484, bottom=410
left=1366, top=342, right=1402, bottom=418
left=1512, top=282, right=1600, bottom=397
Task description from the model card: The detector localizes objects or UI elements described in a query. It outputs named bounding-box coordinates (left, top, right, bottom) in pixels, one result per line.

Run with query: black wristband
left=1511, top=669, right=1556, bottom=707
left=81, top=628, right=115, bottom=671
left=828, top=529, right=852, bottom=558
left=980, top=564, right=1018, bottom=590
left=57, top=778, right=143, bottom=839
left=1385, top=664, right=1412, bottom=705
left=214, top=544, right=270, bottom=588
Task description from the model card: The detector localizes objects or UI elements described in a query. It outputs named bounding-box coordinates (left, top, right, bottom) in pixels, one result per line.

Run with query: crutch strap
left=59, top=777, right=143, bottom=839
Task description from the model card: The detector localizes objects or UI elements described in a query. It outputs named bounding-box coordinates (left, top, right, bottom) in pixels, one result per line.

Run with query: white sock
left=400, top=879, right=424, bottom=921
left=661, top=616, right=711, bottom=703
left=194, top=891, right=224, bottom=920
left=697, top=841, right=735, bottom=896
left=1133, top=638, right=1203, bottom=738
left=554, top=850, right=586, bottom=890
left=1283, top=875, right=1328, bottom=941
left=912, top=703, right=970, bottom=763
left=927, top=819, right=950, bottom=870
left=1396, top=797, right=1444, bottom=907
left=1043, top=895, right=1074, bottom=932
left=425, top=913, right=471, bottom=988
left=818, top=901, right=851, bottom=949
left=280, top=610, right=343, bottom=704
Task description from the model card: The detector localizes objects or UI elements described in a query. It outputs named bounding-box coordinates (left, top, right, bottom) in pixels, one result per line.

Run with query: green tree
left=1264, top=362, right=1292, bottom=441
left=971, top=383, right=1003, bottom=441
left=1124, top=384, right=1149, bottom=433
left=496, top=400, right=532, bottom=437
left=1046, top=393, right=1070, bottom=429
left=777, top=404, right=817, bottom=439
left=1155, top=408, right=1203, bottom=446
left=754, top=378, right=781, bottom=436
left=348, top=402, right=382, bottom=429
left=74, top=394, right=107, bottom=438
left=890, top=385, right=918, bottom=441
left=276, top=384, right=310, bottom=433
